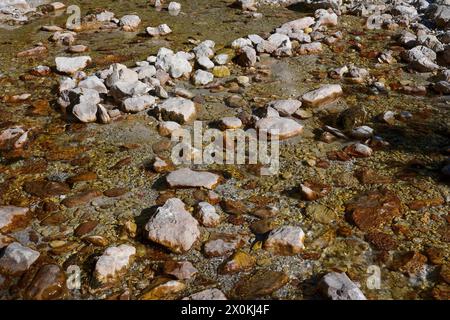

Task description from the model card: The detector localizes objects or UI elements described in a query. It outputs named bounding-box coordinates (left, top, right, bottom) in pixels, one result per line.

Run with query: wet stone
left=140, top=277, right=186, bottom=300
left=365, top=232, right=397, bottom=251
left=163, top=260, right=198, bottom=280
left=203, top=233, right=246, bottom=257
left=145, top=198, right=200, bottom=253
left=0, top=242, right=40, bottom=275
left=94, top=244, right=136, bottom=284
left=24, top=264, right=66, bottom=300
left=319, top=272, right=367, bottom=300
left=183, top=288, right=227, bottom=300
left=166, top=168, right=221, bottom=189
left=231, top=269, right=289, bottom=299
left=157, top=97, right=197, bottom=124
left=23, top=180, right=71, bottom=198
left=61, top=190, right=103, bottom=208
left=302, top=84, right=343, bottom=108
left=264, top=226, right=305, bottom=255
left=219, top=250, right=256, bottom=274
left=0, top=206, right=29, bottom=233
left=345, top=190, right=402, bottom=232
left=255, top=117, right=304, bottom=140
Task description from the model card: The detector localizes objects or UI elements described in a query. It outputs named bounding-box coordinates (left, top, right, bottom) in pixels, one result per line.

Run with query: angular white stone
left=157, top=97, right=196, bottom=124
left=320, top=272, right=367, bottom=300
left=95, top=244, right=136, bottom=283
left=256, top=117, right=304, bottom=140
left=264, top=226, right=305, bottom=255
left=197, top=202, right=221, bottom=227
left=55, top=56, right=91, bottom=74
left=120, top=15, right=141, bottom=31
left=145, top=198, right=200, bottom=253
left=0, top=242, right=40, bottom=274
left=302, top=84, right=343, bottom=107
left=192, top=70, right=214, bottom=85
left=122, top=95, right=156, bottom=113
left=166, top=168, right=220, bottom=189
left=268, top=99, right=302, bottom=116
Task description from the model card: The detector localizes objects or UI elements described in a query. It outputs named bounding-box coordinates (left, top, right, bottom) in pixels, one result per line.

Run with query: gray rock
left=402, top=46, right=439, bottom=72
left=214, top=54, right=229, bottom=65
left=197, top=56, right=215, bottom=70
left=145, top=198, right=200, bottom=253
left=156, top=48, right=193, bottom=78
left=319, top=272, right=367, bottom=300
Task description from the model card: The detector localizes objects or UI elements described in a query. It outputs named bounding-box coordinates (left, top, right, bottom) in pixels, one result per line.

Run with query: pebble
left=55, top=56, right=92, bottom=74
left=183, top=288, right=227, bottom=300
left=264, top=226, right=305, bottom=255
left=119, top=15, right=141, bottom=32
left=146, top=24, right=172, bottom=36
left=196, top=202, right=221, bottom=227
left=166, top=168, right=221, bottom=189
left=24, top=264, right=67, bottom=300
left=319, top=272, right=367, bottom=300
left=212, top=66, right=230, bottom=78
left=145, top=198, right=200, bottom=253
left=158, top=121, right=181, bottom=137
left=302, top=84, right=343, bottom=107
left=237, top=46, right=257, bottom=67
left=214, top=54, right=229, bottom=65
left=140, top=278, right=186, bottom=300
left=157, top=97, right=197, bottom=124
left=255, top=117, right=304, bottom=140
left=95, top=244, right=136, bottom=284
left=0, top=242, right=40, bottom=275
left=219, top=251, right=256, bottom=274
left=163, top=260, right=198, bottom=280
left=192, top=70, right=214, bottom=86
left=0, top=206, right=29, bottom=233
left=268, top=99, right=302, bottom=116
left=220, top=117, right=242, bottom=130
left=203, top=233, right=246, bottom=257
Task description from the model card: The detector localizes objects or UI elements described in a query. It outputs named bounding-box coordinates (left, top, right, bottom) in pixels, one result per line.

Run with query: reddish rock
left=24, top=264, right=67, bottom=300
left=231, top=269, right=289, bottom=299
left=61, top=190, right=102, bottom=208
left=23, top=180, right=71, bottom=198
left=346, top=190, right=402, bottom=231
left=365, top=232, right=397, bottom=251
left=393, top=251, right=427, bottom=275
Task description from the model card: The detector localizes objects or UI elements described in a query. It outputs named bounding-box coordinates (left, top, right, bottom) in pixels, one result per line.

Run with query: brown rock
left=23, top=180, right=71, bottom=198
left=355, top=168, right=392, bottom=184
left=365, top=232, right=397, bottom=251
left=231, top=270, right=289, bottom=299
left=219, top=251, right=256, bottom=274
left=24, top=264, right=67, bottom=300
left=74, top=220, right=98, bottom=237
left=66, top=171, right=97, bottom=185
left=346, top=190, right=402, bottom=231
left=431, top=284, right=450, bottom=300
left=140, top=277, right=185, bottom=300
left=249, top=218, right=278, bottom=234
left=104, top=187, right=128, bottom=197
left=408, top=198, right=445, bottom=210
left=299, top=181, right=331, bottom=201
left=440, top=264, right=450, bottom=284
left=220, top=199, right=248, bottom=215
left=393, top=251, right=427, bottom=275
left=61, top=190, right=102, bottom=208
left=425, top=247, right=445, bottom=265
